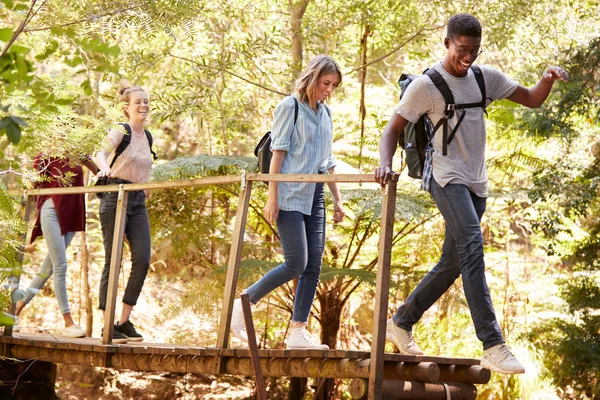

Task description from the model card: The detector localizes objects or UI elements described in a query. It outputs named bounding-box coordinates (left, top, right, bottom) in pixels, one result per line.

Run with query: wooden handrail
left=7, top=173, right=379, bottom=196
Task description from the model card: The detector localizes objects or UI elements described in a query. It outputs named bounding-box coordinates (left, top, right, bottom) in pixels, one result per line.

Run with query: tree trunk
left=314, top=280, right=344, bottom=399
left=289, top=377, right=308, bottom=400
left=289, top=0, right=311, bottom=87
left=357, top=23, right=371, bottom=174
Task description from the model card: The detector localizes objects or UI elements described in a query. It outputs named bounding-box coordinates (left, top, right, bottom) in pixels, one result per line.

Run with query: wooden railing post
left=4, top=194, right=33, bottom=337
left=102, top=185, right=129, bottom=345
left=215, top=177, right=253, bottom=372
left=368, top=175, right=398, bottom=399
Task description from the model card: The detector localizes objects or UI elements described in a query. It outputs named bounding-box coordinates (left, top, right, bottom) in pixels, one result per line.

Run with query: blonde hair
left=118, top=82, right=146, bottom=118
left=293, top=55, right=342, bottom=109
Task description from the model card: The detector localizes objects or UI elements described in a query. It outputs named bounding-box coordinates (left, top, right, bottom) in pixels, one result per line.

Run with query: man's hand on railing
left=374, top=166, right=394, bottom=186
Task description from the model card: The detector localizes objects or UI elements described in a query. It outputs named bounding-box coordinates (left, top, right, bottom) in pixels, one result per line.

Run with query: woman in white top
left=96, top=84, right=154, bottom=344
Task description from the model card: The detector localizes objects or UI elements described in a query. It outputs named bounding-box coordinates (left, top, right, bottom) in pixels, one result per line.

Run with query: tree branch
left=1, top=0, right=40, bottom=57
left=168, top=53, right=289, bottom=97
left=344, top=24, right=443, bottom=75
left=22, top=5, right=142, bottom=33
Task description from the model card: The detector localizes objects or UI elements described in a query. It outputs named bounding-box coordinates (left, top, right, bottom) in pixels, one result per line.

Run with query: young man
left=374, top=13, right=568, bottom=374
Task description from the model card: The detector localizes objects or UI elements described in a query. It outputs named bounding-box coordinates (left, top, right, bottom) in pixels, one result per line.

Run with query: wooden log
left=349, top=378, right=368, bottom=399
left=438, top=364, right=491, bottom=384
left=369, top=175, right=398, bottom=399
left=381, top=380, right=477, bottom=400
left=383, top=361, right=440, bottom=383
left=351, top=379, right=477, bottom=400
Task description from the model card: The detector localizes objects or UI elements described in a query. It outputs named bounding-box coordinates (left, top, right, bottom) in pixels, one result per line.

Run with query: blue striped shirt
left=270, top=95, right=337, bottom=215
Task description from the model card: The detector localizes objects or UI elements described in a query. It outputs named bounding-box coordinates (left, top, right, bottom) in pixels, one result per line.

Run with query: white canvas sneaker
left=58, top=325, right=86, bottom=338
left=286, top=326, right=329, bottom=350
left=386, top=318, right=424, bottom=355
left=481, top=344, right=526, bottom=374
left=230, top=298, right=254, bottom=343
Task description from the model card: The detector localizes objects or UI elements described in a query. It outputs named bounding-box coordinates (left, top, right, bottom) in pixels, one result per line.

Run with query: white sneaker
left=386, top=319, right=424, bottom=355
left=286, top=326, right=329, bottom=350
left=13, top=317, right=20, bottom=333
left=58, top=325, right=86, bottom=338
left=481, top=344, right=525, bottom=374
left=230, top=298, right=254, bottom=343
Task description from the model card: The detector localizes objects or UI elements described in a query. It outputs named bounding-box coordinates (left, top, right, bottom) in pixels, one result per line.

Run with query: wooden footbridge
left=2, top=173, right=491, bottom=399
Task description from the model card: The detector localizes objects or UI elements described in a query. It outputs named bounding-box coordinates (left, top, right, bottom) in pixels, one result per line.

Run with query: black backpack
left=254, top=97, right=298, bottom=174
left=398, top=65, right=486, bottom=179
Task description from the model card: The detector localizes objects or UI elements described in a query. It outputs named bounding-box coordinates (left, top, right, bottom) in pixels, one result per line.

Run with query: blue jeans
left=393, top=179, right=504, bottom=350
left=98, top=189, right=151, bottom=310
left=23, top=199, right=76, bottom=315
left=246, top=184, right=325, bottom=323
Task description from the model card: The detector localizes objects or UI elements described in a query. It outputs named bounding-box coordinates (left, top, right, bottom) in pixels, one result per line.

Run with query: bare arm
left=506, top=66, right=569, bottom=108
left=375, top=112, right=409, bottom=184
left=96, top=128, right=121, bottom=178
left=82, top=158, right=99, bottom=176
left=263, top=150, right=286, bottom=225
left=326, top=167, right=345, bottom=223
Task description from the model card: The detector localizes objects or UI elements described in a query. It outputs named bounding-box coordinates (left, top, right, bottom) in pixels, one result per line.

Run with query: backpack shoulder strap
left=425, top=68, right=455, bottom=107
left=110, top=123, right=132, bottom=168
left=292, top=96, right=299, bottom=125
left=470, top=65, right=486, bottom=104
left=144, top=129, right=158, bottom=160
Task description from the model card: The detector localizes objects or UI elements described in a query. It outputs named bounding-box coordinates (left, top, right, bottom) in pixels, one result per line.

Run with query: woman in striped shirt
left=232, top=55, right=345, bottom=349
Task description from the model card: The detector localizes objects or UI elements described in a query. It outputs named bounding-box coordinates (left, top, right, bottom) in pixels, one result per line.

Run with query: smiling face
left=443, top=35, right=482, bottom=77
left=125, top=91, right=149, bottom=121
left=315, top=73, right=340, bottom=103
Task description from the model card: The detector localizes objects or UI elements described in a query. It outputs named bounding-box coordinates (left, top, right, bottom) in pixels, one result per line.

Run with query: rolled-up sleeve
left=325, top=153, right=337, bottom=171
left=270, top=97, right=296, bottom=152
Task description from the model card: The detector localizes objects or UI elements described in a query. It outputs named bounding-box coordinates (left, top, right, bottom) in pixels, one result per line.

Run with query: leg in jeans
left=98, top=192, right=118, bottom=311
left=245, top=210, right=308, bottom=304
left=21, top=200, right=75, bottom=312
left=121, top=191, right=151, bottom=310
left=394, top=179, right=504, bottom=349
left=393, top=225, right=460, bottom=330
left=292, top=184, right=325, bottom=323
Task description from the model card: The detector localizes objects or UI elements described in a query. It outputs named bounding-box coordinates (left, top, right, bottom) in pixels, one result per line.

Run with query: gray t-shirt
left=395, top=63, right=518, bottom=197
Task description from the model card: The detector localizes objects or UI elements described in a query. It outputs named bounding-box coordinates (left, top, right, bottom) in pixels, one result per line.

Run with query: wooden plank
left=241, top=293, right=267, bottom=400
left=17, top=175, right=243, bottom=197
left=246, top=173, right=376, bottom=183
left=368, top=175, right=398, bottom=400
left=214, top=180, right=253, bottom=372
left=4, top=195, right=33, bottom=338
left=102, top=186, right=128, bottom=345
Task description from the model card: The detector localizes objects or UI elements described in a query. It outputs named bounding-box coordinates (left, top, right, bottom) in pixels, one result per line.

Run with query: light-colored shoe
left=230, top=298, right=254, bottom=343
left=386, top=318, right=424, bottom=355
left=481, top=344, right=525, bottom=374
left=58, top=325, right=86, bottom=338
left=12, top=317, right=20, bottom=333
left=286, top=326, right=329, bottom=350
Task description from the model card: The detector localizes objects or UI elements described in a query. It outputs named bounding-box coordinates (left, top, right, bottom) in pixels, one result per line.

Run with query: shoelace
left=297, top=328, right=318, bottom=345
left=497, top=345, right=515, bottom=359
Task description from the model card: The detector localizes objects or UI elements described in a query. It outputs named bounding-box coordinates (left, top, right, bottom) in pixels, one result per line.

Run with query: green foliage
left=0, top=184, right=27, bottom=325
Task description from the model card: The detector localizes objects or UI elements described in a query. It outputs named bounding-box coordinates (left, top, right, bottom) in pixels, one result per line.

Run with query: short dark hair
left=447, top=14, right=482, bottom=39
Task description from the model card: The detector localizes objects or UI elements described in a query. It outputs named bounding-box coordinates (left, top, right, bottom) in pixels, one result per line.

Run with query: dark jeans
left=98, top=188, right=151, bottom=311
left=246, top=183, right=325, bottom=323
left=393, top=179, right=504, bottom=350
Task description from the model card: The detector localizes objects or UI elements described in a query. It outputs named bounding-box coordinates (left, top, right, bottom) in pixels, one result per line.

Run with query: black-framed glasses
left=448, top=37, right=483, bottom=58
